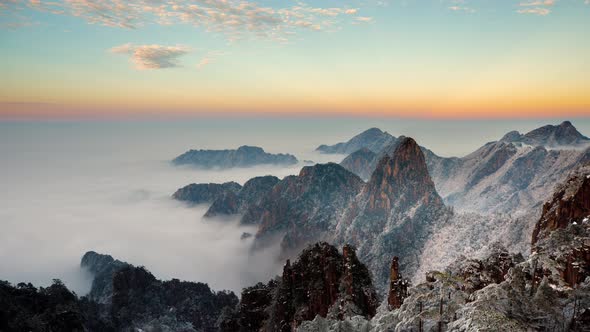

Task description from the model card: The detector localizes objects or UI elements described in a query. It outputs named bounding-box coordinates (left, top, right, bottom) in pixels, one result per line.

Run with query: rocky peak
left=81, top=251, right=129, bottom=304
left=387, top=256, right=408, bottom=310
left=364, top=137, right=443, bottom=214
left=334, top=137, right=449, bottom=291
left=532, top=163, right=590, bottom=245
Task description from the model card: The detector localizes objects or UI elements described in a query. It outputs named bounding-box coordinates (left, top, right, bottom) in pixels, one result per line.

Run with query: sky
left=1, top=0, right=589, bottom=119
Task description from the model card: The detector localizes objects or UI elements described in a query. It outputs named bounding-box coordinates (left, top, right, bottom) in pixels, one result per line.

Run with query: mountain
left=502, top=120, right=590, bottom=147
left=7, top=160, right=590, bottom=331
left=221, top=243, right=379, bottom=331
left=205, top=175, right=280, bottom=218
left=300, top=165, right=590, bottom=331
left=172, top=182, right=242, bottom=205
left=242, top=163, right=365, bottom=254
left=431, top=122, right=590, bottom=214
left=172, top=145, right=298, bottom=169
left=316, top=128, right=395, bottom=154
left=333, top=137, right=451, bottom=288
left=339, top=147, right=376, bottom=181
left=330, top=122, right=590, bottom=215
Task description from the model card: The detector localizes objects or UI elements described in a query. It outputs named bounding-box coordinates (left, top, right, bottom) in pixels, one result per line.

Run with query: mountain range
left=3, top=153, right=590, bottom=331
left=4, top=121, right=590, bottom=331
left=330, top=121, right=590, bottom=215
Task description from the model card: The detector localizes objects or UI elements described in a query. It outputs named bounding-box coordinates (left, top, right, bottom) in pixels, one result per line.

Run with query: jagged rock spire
left=388, top=256, right=408, bottom=309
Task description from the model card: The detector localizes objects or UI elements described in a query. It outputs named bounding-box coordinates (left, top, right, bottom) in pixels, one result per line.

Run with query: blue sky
left=1, top=0, right=589, bottom=118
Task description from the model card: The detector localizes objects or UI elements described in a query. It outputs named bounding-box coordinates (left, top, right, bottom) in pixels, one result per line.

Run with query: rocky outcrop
left=340, top=148, right=376, bottom=181
left=229, top=243, right=378, bottom=331
left=532, top=164, right=590, bottom=244
left=387, top=257, right=408, bottom=310
left=445, top=243, right=525, bottom=293
left=335, top=137, right=450, bottom=288
left=243, top=163, right=364, bottom=254
left=172, top=145, right=298, bottom=168
left=81, top=251, right=130, bottom=304
left=172, top=182, right=242, bottom=205
left=205, top=175, right=280, bottom=217
left=316, top=128, right=395, bottom=154
left=529, top=165, right=590, bottom=288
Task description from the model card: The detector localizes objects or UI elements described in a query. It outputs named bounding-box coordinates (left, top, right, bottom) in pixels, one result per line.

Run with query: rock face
left=334, top=137, right=450, bottom=288
left=532, top=164, right=590, bottom=245
left=316, top=128, right=395, bottom=154
left=172, top=145, right=298, bottom=169
left=205, top=175, right=280, bottom=217
left=80, top=251, right=239, bottom=332
left=227, top=243, right=378, bottom=332
left=242, top=163, right=365, bottom=254
left=172, top=182, right=242, bottom=205
left=340, top=147, right=376, bottom=181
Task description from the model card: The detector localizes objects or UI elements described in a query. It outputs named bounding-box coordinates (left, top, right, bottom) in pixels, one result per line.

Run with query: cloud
left=517, top=0, right=555, bottom=15
left=519, top=0, right=556, bottom=6
left=0, top=129, right=299, bottom=293
left=354, top=16, right=373, bottom=23
left=517, top=7, right=551, bottom=15
left=20, top=0, right=368, bottom=41
left=448, top=5, right=476, bottom=13
left=110, top=43, right=189, bottom=70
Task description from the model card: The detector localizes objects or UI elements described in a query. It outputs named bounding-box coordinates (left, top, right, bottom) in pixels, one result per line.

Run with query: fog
left=1, top=118, right=588, bottom=295
left=0, top=121, right=342, bottom=294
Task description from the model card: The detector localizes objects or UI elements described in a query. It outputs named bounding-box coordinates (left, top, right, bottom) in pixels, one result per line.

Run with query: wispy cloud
left=519, top=0, right=556, bottom=6
left=517, top=0, right=555, bottom=15
left=18, top=0, right=370, bottom=41
left=517, top=7, right=551, bottom=15
left=353, top=16, right=373, bottom=23
left=110, top=43, right=189, bottom=70
left=448, top=6, right=476, bottom=13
